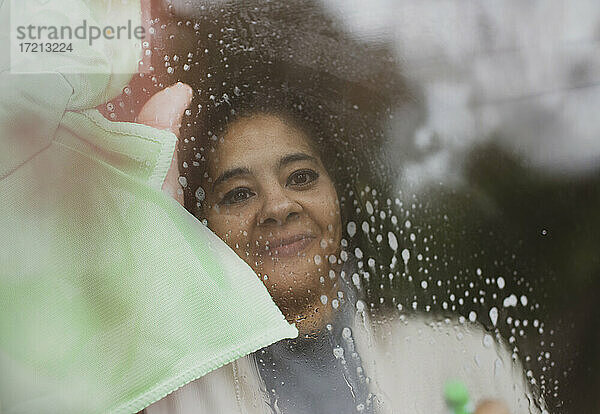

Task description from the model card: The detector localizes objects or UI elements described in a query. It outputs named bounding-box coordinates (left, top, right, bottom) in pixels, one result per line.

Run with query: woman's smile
left=263, top=232, right=317, bottom=258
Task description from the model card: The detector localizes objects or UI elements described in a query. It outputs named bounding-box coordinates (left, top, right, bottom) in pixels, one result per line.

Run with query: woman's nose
left=257, top=187, right=302, bottom=226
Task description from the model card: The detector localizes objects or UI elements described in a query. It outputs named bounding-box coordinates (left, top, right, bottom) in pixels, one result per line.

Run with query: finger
left=136, top=82, right=193, bottom=138
left=475, top=399, right=511, bottom=414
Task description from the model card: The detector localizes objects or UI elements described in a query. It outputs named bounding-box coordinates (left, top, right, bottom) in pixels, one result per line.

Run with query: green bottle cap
left=444, top=380, right=471, bottom=414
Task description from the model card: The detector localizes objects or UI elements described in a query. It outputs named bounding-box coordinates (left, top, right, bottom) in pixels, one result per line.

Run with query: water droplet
left=483, top=334, right=493, bottom=348
left=489, top=307, right=498, bottom=326
left=195, top=186, right=205, bottom=201
left=520, top=295, right=528, bottom=306
left=503, top=294, right=518, bottom=307
left=333, top=346, right=344, bottom=358
left=347, top=221, right=356, bottom=237
left=401, top=248, right=410, bottom=265
left=387, top=232, right=398, bottom=251
left=497, top=277, right=505, bottom=289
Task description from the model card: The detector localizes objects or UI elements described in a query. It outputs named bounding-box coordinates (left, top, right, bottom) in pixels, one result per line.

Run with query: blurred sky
left=317, top=0, right=600, bottom=187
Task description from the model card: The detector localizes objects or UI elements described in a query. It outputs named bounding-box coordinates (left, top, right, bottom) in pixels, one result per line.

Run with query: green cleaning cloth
left=0, top=1, right=298, bottom=413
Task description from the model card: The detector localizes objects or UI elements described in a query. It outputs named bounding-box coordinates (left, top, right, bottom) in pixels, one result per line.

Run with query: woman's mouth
left=264, top=233, right=316, bottom=258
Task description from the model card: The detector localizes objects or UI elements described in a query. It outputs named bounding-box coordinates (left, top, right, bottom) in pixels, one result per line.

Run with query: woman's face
left=201, top=114, right=342, bottom=317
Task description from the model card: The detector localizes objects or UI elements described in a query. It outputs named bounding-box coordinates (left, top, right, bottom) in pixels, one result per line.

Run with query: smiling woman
left=154, top=59, right=542, bottom=412
left=199, top=112, right=342, bottom=331
left=140, top=1, right=549, bottom=413
left=169, top=7, right=401, bottom=333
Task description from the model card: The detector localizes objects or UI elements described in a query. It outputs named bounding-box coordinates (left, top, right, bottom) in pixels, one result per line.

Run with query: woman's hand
left=135, top=82, right=193, bottom=205
left=475, top=399, right=511, bottom=414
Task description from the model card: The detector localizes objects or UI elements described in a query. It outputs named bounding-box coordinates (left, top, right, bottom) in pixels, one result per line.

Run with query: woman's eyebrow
left=212, top=167, right=251, bottom=190
left=277, top=152, right=317, bottom=169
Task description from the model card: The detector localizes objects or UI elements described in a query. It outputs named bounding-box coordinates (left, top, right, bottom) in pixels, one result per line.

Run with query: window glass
left=109, top=1, right=600, bottom=413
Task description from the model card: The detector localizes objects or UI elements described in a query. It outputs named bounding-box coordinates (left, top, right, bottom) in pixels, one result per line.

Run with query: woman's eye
left=221, top=187, right=255, bottom=205
left=287, top=169, right=319, bottom=187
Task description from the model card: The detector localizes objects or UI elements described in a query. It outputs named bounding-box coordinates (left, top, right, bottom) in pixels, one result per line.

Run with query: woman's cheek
left=324, top=195, right=343, bottom=253
left=224, top=218, right=256, bottom=257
